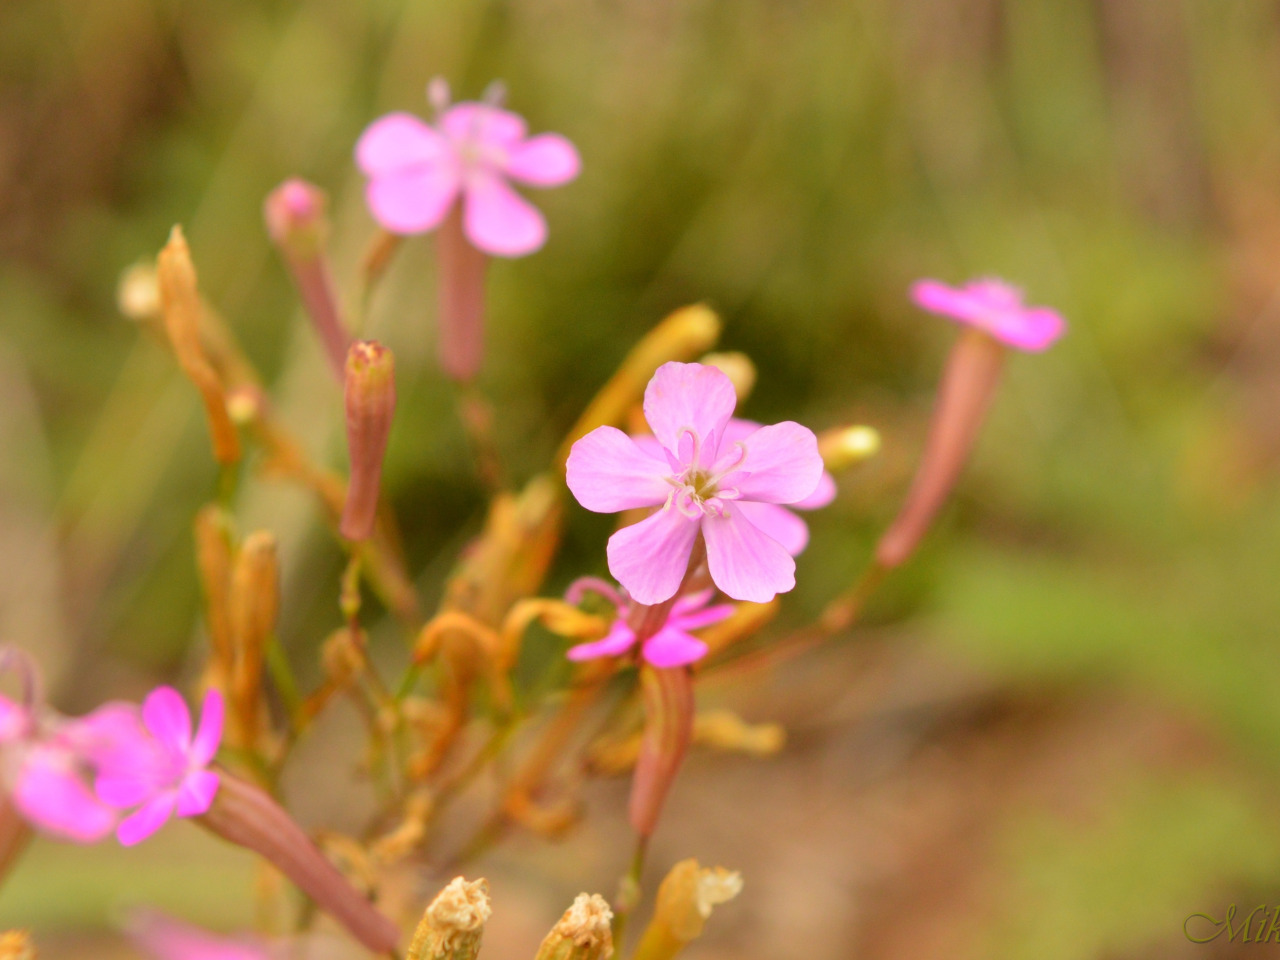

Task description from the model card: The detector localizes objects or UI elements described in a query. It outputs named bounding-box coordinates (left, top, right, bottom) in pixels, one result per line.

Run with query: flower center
left=664, top=430, right=748, bottom=519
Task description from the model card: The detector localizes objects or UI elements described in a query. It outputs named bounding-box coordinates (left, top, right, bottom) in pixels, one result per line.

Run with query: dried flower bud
left=0, top=930, right=33, bottom=960
left=117, top=262, right=161, bottom=321
left=407, top=877, right=491, bottom=960
left=228, top=531, right=279, bottom=749
left=197, top=770, right=399, bottom=953
left=340, top=341, right=397, bottom=541
left=558, top=305, right=721, bottom=467
left=875, top=328, right=1005, bottom=568
left=157, top=226, right=241, bottom=465
left=699, top=351, right=756, bottom=402
left=535, top=894, right=614, bottom=960
left=632, top=860, right=742, bottom=960
left=194, top=505, right=236, bottom=685
left=437, top=207, right=487, bottom=382
left=264, top=179, right=349, bottom=378
left=693, top=710, right=784, bottom=757
left=818, top=425, right=881, bottom=471
left=629, top=666, right=695, bottom=838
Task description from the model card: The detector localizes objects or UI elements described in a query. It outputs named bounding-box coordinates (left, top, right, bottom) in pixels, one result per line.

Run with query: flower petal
left=642, top=362, right=738, bottom=463
left=606, top=507, right=700, bottom=606
left=732, top=501, right=810, bottom=556
left=463, top=171, right=547, bottom=256
left=117, top=792, right=178, bottom=847
left=127, top=910, right=272, bottom=960
left=988, top=306, right=1065, bottom=352
left=440, top=103, right=528, bottom=148
left=0, top=694, right=29, bottom=742
left=793, top=471, right=837, bottom=510
left=566, top=619, right=637, bottom=661
left=143, top=687, right=192, bottom=754
left=366, top=166, right=460, bottom=235
left=702, top=509, right=796, bottom=602
left=13, top=748, right=118, bottom=843
left=722, top=421, right=823, bottom=504
left=175, top=769, right=220, bottom=818
left=641, top=628, right=708, bottom=668
left=355, top=113, right=450, bottom=176
left=190, top=689, right=225, bottom=768
left=566, top=427, right=672, bottom=513
left=95, top=768, right=160, bottom=809
left=911, top=279, right=995, bottom=324
left=504, top=134, right=581, bottom=186
left=669, top=601, right=736, bottom=631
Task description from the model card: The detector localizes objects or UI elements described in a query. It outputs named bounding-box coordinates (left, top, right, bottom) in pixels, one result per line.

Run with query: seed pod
left=228, top=532, right=279, bottom=750
left=534, top=894, right=614, bottom=960
left=340, top=341, right=397, bottom=542
left=628, top=666, right=695, bottom=839
left=407, top=877, right=490, bottom=960
left=436, top=206, right=487, bottom=382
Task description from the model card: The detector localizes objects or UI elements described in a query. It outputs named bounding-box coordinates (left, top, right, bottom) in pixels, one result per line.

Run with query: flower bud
left=699, top=352, right=756, bottom=402
left=818, top=425, right=881, bottom=471
left=875, top=328, right=1005, bottom=568
left=436, top=207, right=488, bottom=382
left=558, top=305, right=721, bottom=468
left=693, top=710, right=784, bottom=757
left=632, top=860, right=742, bottom=960
left=340, top=341, right=397, bottom=542
left=197, top=770, right=400, bottom=953
left=116, top=262, right=161, bottom=321
left=157, top=226, right=241, bottom=465
left=228, top=532, right=279, bottom=749
left=194, top=505, right=235, bottom=686
left=407, top=877, right=491, bottom=960
left=628, top=666, right=695, bottom=839
left=535, top=893, right=614, bottom=960
left=0, top=930, right=33, bottom=960
left=264, top=179, right=350, bottom=379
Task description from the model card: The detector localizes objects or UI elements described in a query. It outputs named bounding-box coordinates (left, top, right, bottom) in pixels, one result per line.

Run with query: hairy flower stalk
left=876, top=278, right=1065, bottom=568
left=227, top=532, right=279, bottom=750
left=264, top=179, right=351, bottom=380
left=631, top=860, right=742, bottom=960
left=340, top=341, right=397, bottom=542
left=436, top=206, right=487, bottom=382
left=157, top=226, right=241, bottom=466
left=196, top=771, right=399, bottom=953
left=535, top=894, right=614, bottom=960
left=407, top=876, right=491, bottom=960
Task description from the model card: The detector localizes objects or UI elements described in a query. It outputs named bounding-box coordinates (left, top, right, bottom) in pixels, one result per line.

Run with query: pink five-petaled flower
left=911, top=278, right=1066, bottom=352
left=564, top=579, right=735, bottom=668
left=96, top=687, right=224, bottom=847
left=566, top=362, right=826, bottom=605
left=356, top=95, right=580, bottom=257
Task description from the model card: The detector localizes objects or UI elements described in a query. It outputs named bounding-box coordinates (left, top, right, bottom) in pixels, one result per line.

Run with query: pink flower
left=355, top=90, right=580, bottom=257
left=634, top=418, right=836, bottom=557
left=911, top=278, right=1065, bottom=352
left=95, top=687, right=224, bottom=846
left=128, top=911, right=272, bottom=960
left=566, top=362, right=825, bottom=605
left=564, top=579, right=734, bottom=668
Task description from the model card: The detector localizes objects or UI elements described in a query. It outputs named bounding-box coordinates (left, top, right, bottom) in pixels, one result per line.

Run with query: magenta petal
left=642, top=628, right=709, bottom=668
left=0, top=694, right=29, bottom=742
left=367, top=166, right=460, bottom=235
left=911, top=280, right=989, bottom=324
left=95, top=769, right=157, bottom=809
left=642, top=362, right=738, bottom=462
left=606, top=507, right=700, bottom=606
left=732, top=501, right=810, bottom=556
left=127, top=910, right=271, bottom=960
left=726, top=421, right=824, bottom=504
left=143, top=687, right=192, bottom=754
left=703, top=510, right=796, bottom=602
left=117, top=792, right=178, bottom=847
left=463, top=172, right=547, bottom=256
left=504, top=134, right=581, bottom=186
left=440, top=103, right=528, bottom=148
left=990, top=306, right=1065, bottom=352
left=669, top=601, right=736, bottom=631
left=175, top=769, right=220, bottom=818
left=190, top=689, right=224, bottom=768
left=566, top=620, right=638, bottom=661
left=566, top=427, right=672, bottom=512
left=794, top=471, right=837, bottom=510
left=14, top=749, right=117, bottom=843
left=356, top=113, right=450, bottom=175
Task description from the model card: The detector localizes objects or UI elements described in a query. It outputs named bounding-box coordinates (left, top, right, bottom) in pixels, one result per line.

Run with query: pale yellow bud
left=408, top=877, right=491, bottom=960
left=818, top=425, right=881, bottom=471
left=633, top=860, right=742, bottom=960
left=117, top=262, right=161, bottom=320
left=699, top=351, right=756, bottom=402
left=693, top=710, right=785, bottom=757
left=535, top=893, right=614, bottom=960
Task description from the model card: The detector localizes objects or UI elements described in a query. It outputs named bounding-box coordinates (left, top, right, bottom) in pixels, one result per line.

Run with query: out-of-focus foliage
left=4, top=0, right=1280, bottom=957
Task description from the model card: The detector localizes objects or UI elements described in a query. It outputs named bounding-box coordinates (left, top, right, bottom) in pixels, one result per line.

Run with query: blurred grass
left=5, top=0, right=1280, bottom=956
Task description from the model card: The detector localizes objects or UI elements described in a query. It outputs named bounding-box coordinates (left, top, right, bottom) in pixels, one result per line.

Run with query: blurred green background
left=4, top=0, right=1280, bottom=957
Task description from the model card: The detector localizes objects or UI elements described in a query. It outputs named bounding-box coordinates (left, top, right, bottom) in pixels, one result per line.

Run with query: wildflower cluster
left=0, top=77, right=1064, bottom=960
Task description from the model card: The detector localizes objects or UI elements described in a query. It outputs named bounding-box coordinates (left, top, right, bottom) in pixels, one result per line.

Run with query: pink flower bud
left=340, top=341, right=397, bottom=541
left=196, top=771, right=400, bottom=953
left=436, top=206, right=487, bottom=382
left=263, top=179, right=350, bottom=380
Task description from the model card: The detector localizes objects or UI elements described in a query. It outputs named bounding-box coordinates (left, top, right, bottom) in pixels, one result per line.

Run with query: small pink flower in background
left=634, top=418, right=836, bottom=557
left=564, top=578, right=734, bottom=668
left=356, top=82, right=580, bottom=256
left=96, top=687, right=224, bottom=846
left=911, top=277, right=1065, bottom=352
left=128, top=911, right=272, bottom=960
left=0, top=694, right=31, bottom=744
left=566, top=362, right=825, bottom=605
